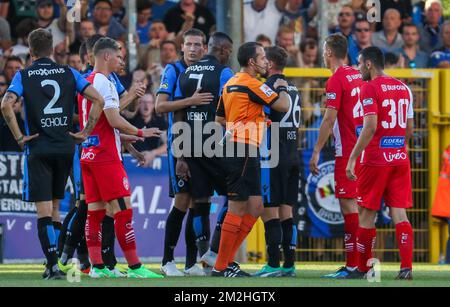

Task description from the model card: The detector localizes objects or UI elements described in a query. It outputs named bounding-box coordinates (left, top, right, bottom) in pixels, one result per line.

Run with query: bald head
left=383, top=9, right=402, bottom=33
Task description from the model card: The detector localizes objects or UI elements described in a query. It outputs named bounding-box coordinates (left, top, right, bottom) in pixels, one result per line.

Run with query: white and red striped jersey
left=78, top=72, right=122, bottom=164
left=325, top=65, right=365, bottom=158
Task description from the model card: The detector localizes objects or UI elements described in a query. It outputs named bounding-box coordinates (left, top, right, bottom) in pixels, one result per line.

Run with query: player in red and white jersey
left=347, top=46, right=414, bottom=280
left=309, top=34, right=364, bottom=278
left=79, top=37, right=163, bottom=279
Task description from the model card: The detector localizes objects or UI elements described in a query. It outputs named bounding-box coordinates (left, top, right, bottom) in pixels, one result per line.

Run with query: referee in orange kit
left=212, top=42, right=290, bottom=277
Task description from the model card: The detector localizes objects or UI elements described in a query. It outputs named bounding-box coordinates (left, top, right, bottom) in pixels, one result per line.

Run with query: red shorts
left=81, top=162, right=131, bottom=204
left=334, top=157, right=359, bottom=199
left=357, top=164, right=413, bottom=211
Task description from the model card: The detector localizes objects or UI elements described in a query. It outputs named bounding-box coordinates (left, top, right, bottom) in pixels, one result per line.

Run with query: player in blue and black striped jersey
left=1, top=29, right=105, bottom=280
left=156, top=28, right=215, bottom=277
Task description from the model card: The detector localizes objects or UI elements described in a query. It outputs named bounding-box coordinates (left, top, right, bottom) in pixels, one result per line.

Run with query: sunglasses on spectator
left=339, top=12, right=353, bottom=17
left=355, top=28, right=370, bottom=33
left=0, top=82, right=7, bottom=86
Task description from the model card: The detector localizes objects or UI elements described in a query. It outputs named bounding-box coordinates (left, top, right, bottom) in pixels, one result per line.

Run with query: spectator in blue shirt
left=350, top=19, right=372, bottom=66
left=137, top=0, right=152, bottom=45
left=419, top=0, right=444, bottom=54
left=397, top=23, right=429, bottom=68
left=92, top=0, right=126, bottom=40
left=430, top=21, right=450, bottom=68
left=331, top=4, right=359, bottom=66
left=151, top=0, right=177, bottom=21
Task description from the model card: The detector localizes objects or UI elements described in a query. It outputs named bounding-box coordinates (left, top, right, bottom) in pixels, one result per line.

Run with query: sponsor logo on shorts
left=306, top=161, right=343, bottom=225
left=178, top=179, right=185, bottom=188
left=380, top=136, right=405, bottom=148
left=338, top=188, right=346, bottom=195
left=383, top=150, right=408, bottom=163
left=326, top=93, right=337, bottom=100
left=126, top=222, right=133, bottom=230
left=123, top=177, right=130, bottom=190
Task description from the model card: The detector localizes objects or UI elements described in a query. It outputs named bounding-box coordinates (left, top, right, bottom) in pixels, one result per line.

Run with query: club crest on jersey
left=363, top=98, right=373, bottom=106
left=178, top=179, right=185, bottom=188
left=260, top=84, right=274, bottom=97
left=123, top=177, right=130, bottom=190
left=160, top=82, right=169, bottom=90
left=306, top=161, right=343, bottom=225
left=326, top=93, right=337, bottom=100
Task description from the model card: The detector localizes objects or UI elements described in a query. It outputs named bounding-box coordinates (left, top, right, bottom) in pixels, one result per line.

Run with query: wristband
left=16, top=135, right=24, bottom=142
left=277, top=86, right=288, bottom=94
left=137, top=129, right=144, bottom=138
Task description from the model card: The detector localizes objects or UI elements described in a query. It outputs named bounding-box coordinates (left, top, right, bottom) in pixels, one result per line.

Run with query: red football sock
left=114, top=209, right=140, bottom=267
left=214, top=212, right=242, bottom=271
left=356, top=227, right=376, bottom=273
left=395, top=221, right=414, bottom=270
left=344, top=213, right=359, bottom=268
left=85, top=209, right=106, bottom=266
left=228, top=214, right=258, bottom=264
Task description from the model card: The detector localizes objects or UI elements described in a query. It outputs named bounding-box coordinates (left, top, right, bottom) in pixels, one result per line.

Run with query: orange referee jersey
left=217, top=72, right=279, bottom=147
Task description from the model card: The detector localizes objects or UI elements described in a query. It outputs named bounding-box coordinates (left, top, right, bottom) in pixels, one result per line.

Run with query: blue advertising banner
left=0, top=153, right=223, bottom=261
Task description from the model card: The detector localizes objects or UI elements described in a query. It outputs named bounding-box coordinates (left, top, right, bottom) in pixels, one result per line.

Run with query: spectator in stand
left=0, top=0, right=39, bottom=37
left=116, top=39, right=133, bottom=89
left=68, top=52, right=83, bottom=71
left=371, top=8, right=404, bottom=54
left=127, top=94, right=168, bottom=168
left=281, top=0, right=308, bottom=46
left=4, top=56, right=23, bottom=85
left=332, top=4, right=359, bottom=66
left=34, top=0, right=74, bottom=47
left=10, top=18, right=36, bottom=62
left=0, top=17, right=12, bottom=54
left=307, top=0, right=349, bottom=32
left=53, top=41, right=68, bottom=65
left=151, top=0, right=176, bottom=21
left=384, top=52, right=401, bottom=68
left=70, top=18, right=96, bottom=53
left=163, top=0, right=215, bottom=38
left=0, top=72, right=24, bottom=152
left=79, top=41, right=89, bottom=71
left=349, top=18, right=372, bottom=66
left=298, top=37, right=318, bottom=68
left=244, top=0, right=288, bottom=43
left=276, top=25, right=300, bottom=67
left=397, top=23, right=429, bottom=69
left=419, top=0, right=444, bottom=54
left=137, top=0, right=153, bottom=46
left=92, top=0, right=126, bottom=41
left=377, top=0, right=413, bottom=31
left=256, top=34, right=273, bottom=47
left=111, top=0, right=126, bottom=25
left=159, top=40, right=178, bottom=67
left=429, top=21, right=450, bottom=68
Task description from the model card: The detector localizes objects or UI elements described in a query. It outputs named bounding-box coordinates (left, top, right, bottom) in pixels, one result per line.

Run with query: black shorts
left=223, top=155, right=261, bottom=202
left=262, top=162, right=299, bottom=207
left=168, top=154, right=190, bottom=198
left=23, top=153, right=73, bottom=202
left=185, top=157, right=227, bottom=199
left=72, top=145, right=84, bottom=200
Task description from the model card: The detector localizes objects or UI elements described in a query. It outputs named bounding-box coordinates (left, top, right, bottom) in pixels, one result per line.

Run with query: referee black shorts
left=185, top=157, right=227, bottom=199
left=222, top=143, right=261, bottom=202
left=262, top=162, right=299, bottom=208
left=23, top=153, right=73, bottom=203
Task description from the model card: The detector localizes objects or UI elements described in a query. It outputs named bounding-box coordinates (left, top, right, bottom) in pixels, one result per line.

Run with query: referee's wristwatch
left=276, top=86, right=288, bottom=94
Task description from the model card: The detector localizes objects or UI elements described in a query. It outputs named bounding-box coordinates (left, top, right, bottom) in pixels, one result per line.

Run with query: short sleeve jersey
left=360, top=76, right=414, bottom=166
left=78, top=72, right=122, bottom=164
left=217, top=72, right=279, bottom=147
left=325, top=65, right=364, bottom=158
left=7, top=57, right=90, bottom=154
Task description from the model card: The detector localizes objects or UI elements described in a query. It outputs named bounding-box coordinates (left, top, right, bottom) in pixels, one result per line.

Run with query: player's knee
left=339, top=198, right=358, bottom=215
left=36, top=202, right=53, bottom=218
left=390, top=208, right=409, bottom=224
left=279, top=205, right=293, bottom=221
left=359, top=208, right=377, bottom=228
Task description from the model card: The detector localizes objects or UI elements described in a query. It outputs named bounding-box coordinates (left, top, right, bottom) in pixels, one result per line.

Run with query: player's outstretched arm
left=104, top=107, right=162, bottom=138
left=346, top=114, right=377, bottom=181
left=155, top=89, right=214, bottom=114
left=1, top=92, right=38, bottom=148
left=309, top=108, right=338, bottom=174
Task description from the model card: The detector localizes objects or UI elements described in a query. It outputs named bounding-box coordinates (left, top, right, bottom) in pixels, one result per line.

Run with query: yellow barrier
left=246, top=68, right=449, bottom=264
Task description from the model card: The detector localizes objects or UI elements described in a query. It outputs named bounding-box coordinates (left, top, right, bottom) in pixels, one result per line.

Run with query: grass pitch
left=0, top=263, right=449, bottom=287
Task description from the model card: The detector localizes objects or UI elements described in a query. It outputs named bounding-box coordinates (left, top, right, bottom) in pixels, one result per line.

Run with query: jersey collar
left=33, top=57, right=53, bottom=64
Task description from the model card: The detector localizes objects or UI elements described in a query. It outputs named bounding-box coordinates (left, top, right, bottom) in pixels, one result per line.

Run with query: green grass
left=0, top=263, right=449, bottom=287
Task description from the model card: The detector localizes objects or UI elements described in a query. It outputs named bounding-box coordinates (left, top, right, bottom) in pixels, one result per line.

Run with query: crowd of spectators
left=0, top=0, right=449, bottom=158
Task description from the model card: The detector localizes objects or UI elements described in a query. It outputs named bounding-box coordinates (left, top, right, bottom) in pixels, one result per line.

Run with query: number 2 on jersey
left=42, top=79, right=62, bottom=115
left=351, top=87, right=364, bottom=118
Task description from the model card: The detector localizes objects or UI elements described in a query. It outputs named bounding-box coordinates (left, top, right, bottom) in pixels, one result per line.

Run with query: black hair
left=237, top=42, right=263, bottom=67
left=360, top=46, right=385, bottom=69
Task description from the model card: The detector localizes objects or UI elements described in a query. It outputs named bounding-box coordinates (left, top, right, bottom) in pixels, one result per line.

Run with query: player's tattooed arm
left=1, top=92, right=38, bottom=148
